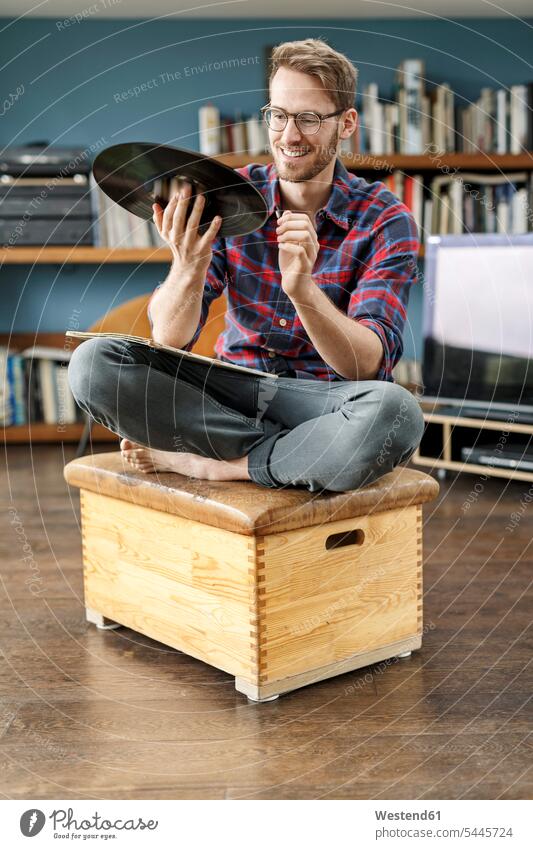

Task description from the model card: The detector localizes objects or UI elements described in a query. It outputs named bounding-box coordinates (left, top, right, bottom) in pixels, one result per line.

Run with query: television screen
left=422, top=234, right=533, bottom=413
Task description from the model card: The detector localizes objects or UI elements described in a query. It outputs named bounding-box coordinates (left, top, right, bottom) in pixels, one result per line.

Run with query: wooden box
left=63, top=454, right=439, bottom=701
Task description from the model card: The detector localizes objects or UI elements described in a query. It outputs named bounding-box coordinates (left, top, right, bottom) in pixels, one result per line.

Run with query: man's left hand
left=276, top=211, right=319, bottom=296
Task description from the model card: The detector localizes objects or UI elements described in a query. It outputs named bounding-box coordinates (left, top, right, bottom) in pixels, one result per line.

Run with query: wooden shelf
left=3, top=422, right=117, bottom=443
left=420, top=410, right=533, bottom=434
left=341, top=152, right=533, bottom=171
left=0, top=246, right=172, bottom=265
left=0, top=243, right=425, bottom=263
left=219, top=152, right=533, bottom=171
left=412, top=407, right=533, bottom=483
left=413, top=454, right=533, bottom=483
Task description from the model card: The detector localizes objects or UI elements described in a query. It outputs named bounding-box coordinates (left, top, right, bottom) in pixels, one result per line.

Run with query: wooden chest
left=64, top=454, right=439, bottom=701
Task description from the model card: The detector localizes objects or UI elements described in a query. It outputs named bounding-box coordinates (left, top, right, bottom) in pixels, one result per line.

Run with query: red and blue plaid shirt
left=149, top=158, right=419, bottom=382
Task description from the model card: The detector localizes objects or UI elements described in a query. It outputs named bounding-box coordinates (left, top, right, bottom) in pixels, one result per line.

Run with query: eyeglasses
left=260, top=104, right=345, bottom=135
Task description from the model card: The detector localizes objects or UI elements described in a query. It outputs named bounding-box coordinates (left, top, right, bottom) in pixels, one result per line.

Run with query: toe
left=137, top=463, right=155, bottom=473
left=121, top=438, right=143, bottom=452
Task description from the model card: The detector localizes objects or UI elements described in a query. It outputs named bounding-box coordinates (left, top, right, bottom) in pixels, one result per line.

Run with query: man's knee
left=375, top=382, right=425, bottom=465
left=68, top=337, right=118, bottom=407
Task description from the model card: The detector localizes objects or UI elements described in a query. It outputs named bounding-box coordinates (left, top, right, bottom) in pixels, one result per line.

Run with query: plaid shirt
left=149, top=157, right=419, bottom=382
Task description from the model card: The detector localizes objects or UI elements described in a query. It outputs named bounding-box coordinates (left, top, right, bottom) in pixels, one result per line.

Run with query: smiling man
left=68, top=38, right=425, bottom=493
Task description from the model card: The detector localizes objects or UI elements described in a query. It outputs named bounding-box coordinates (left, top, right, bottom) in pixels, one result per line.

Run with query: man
left=68, top=38, right=424, bottom=493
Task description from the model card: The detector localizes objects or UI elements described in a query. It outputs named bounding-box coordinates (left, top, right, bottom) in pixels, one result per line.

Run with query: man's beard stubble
left=272, top=125, right=341, bottom=183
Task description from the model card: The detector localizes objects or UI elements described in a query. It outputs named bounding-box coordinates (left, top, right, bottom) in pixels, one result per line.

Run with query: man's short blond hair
left=268, top=38, right=357, bottom=111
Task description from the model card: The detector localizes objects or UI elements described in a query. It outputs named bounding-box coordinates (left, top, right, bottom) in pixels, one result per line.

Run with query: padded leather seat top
left=63, top=452, right=439, bottom=536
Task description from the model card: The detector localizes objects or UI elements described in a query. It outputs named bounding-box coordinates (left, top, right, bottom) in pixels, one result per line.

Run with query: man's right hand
left=152, top=181, right=222, bottom=282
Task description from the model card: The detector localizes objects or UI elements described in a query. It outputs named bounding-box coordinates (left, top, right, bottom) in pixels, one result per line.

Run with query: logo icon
left=20, top=809, right=46, bottom=837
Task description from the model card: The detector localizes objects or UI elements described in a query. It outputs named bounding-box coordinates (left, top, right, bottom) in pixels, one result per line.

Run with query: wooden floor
left=1, top=443, right=532, bottom=800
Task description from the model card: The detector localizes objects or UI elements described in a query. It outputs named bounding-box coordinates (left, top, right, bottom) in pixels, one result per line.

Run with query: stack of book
left=353, top=59, right=533, bottom=155
left=375, top=169, right=532, bottom=238
left=357, top=60, right=453, bottom=155
left=0, top=345, right=83, bottom=427
left=198, top=104, right=270, bottom=156
left=219, top=113, right=269, bottom=155
left=458, top=85, right=533, bottom=153
left=89, top=175, right=166, bottom=249
left=423, top=171, right=532, bottom=237
left=381, top=171, right=425, bottom=233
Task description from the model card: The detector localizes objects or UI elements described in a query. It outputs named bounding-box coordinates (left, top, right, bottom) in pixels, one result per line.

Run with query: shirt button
left=279, top=318, right=287, bottom=327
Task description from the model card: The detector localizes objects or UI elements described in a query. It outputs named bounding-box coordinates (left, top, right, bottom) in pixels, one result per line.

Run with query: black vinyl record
left=92, top=142, right=269, bottom=238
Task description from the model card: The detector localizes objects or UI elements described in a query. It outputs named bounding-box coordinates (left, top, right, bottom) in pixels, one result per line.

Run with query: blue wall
left=2, top=16, right=532, bottom=358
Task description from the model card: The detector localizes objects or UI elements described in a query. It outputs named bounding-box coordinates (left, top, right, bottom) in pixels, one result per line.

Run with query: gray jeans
left=67, top=337, right=425, bottom=493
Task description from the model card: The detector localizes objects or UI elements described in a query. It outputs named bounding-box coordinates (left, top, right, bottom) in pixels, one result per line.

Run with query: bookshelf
left=3, top=151, right=533, bottom=445
left=3, top=151, right=533, bottom=267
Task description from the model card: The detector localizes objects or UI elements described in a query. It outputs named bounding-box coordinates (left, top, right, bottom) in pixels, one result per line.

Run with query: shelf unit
left=413, top=404, right=533, bottom=483
left=3, top=151, right=533, bottom=445
left=2, top=152, right=532, bottom=267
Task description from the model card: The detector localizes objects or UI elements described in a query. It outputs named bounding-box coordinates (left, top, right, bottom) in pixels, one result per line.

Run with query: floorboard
left=1, top=444, right=531, bottom=800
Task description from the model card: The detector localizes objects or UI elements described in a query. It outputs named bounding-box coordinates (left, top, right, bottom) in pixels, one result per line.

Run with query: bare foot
left=119, top=439, right=250, bottom=481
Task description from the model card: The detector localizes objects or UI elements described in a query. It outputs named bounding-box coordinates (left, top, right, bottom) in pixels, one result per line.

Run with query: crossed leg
left=67, top=337, right=425, bottom=492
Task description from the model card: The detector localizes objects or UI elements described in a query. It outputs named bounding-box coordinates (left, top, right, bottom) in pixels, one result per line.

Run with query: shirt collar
left=263, top=156, right=354, bottom=231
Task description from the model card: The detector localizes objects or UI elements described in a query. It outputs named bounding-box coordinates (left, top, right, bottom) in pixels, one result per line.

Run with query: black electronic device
left=461, top=442, right=533, bottom=472
left=0, top=144, right=93, bottom=247
left=422, top=234, right=533, bottom=417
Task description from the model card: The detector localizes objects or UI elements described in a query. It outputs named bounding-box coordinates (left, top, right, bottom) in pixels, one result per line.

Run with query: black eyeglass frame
left=260, top=103, right=346, bottom=134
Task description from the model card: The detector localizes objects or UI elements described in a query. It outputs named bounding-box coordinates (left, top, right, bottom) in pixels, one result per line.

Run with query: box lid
left=63, top=452, right=439, bottom=536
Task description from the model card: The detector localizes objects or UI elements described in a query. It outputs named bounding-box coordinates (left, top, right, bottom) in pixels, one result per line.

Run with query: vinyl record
left=92, top=142, right=269, bottom=238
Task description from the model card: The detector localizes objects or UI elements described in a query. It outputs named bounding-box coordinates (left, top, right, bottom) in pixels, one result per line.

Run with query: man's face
left=268, top=67, right=344, bottom=182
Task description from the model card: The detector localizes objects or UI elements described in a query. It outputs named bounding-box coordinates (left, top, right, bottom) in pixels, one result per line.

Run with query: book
left=496, top=89, right=508, bottom=154
left=426, top=171, right=530, bottom=235
left=246, top=116, right=267, bottom=155
left=21, top=345, right=73, bottom=360
left=25, top=357, right=43, bottom=423
left=411, top=175, right=424, bottom=232
left=10, top=354, right=26, bottom=424
left=89, top=176, right=157, bottom=249
left=362, top=82, right=383, bottom=154
left=510, top=85, right=528, bottom=154
left=198, top=103, right=220, bottom=155
left=3, top=352, right=15, bottom=425
left=396, top=59, right=424, bottom=154
left=65, top=331, right=279, bottom=379
left=38, top=359, right=57, bottom=424
left=55, top=362, right=78, bottom=424
left=231, top=111, right=247, bottom=155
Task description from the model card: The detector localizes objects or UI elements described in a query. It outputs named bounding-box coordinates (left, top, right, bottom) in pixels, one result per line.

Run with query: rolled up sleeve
left=347, top=202, right=419, bottom=381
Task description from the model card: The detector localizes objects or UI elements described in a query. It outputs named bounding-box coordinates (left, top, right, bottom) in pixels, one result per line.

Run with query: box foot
left=396, top=649, right=413, bottom=658
left=86, top=606, right=122, bottom=630
left=235, top=677, right=280, bottom=702
left=246, top=693, right=280, bottom=704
